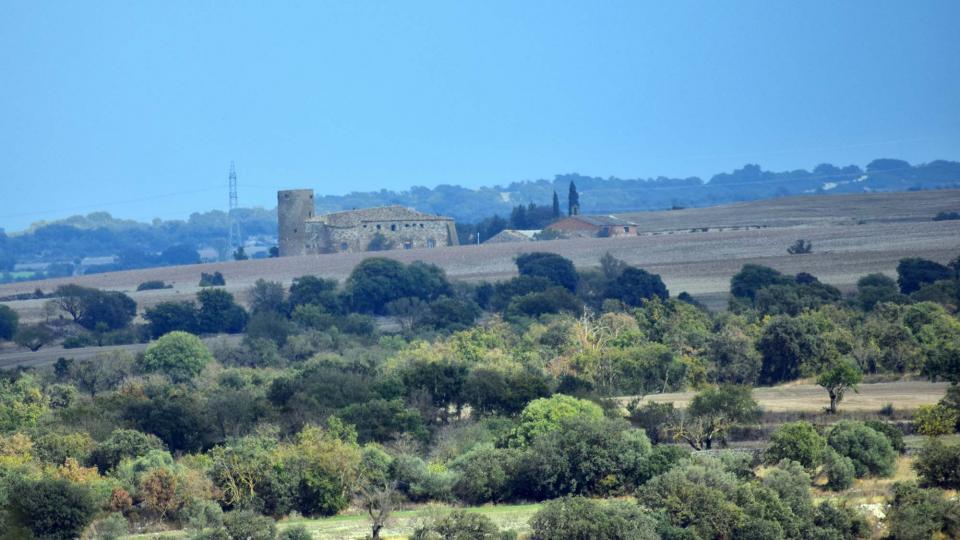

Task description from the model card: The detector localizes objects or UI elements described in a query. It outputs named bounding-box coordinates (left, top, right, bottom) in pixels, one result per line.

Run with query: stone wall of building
left=277, top=191, right=457, bottom=255
left=307, top=217, right=455, bottom=253
left=277, top=189, right=316, bottom=257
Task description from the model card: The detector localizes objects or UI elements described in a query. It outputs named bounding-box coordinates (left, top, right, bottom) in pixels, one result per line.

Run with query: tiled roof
left=556, top=215, right=637, bottom=227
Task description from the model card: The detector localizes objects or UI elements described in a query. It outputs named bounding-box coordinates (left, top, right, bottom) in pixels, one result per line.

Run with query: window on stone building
left=427, top=239, right=436, bottom=248
left=404, top=241, right=412, bottom=249
left=391, top=224, right=397, bottom=231
left=376, top=224, right=381, bottom=230
left=339, top=242, right=348, bottom=251
left=623, top=226, right=629, bottom=233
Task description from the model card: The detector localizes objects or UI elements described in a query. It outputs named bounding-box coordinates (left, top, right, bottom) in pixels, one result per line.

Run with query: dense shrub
left=886, top=482, right=958, bottom=540
left=137, top=280, right=171, bottom=291
left=199, top=271, right=226, bottom=287
left=826, top=421, right=896, bottom=478
left=863, top=420, right=905, bottom=453
left=138, top=331, right=214, bottom=382
left=515, top=416, right=651, bottom=499
left=529, top=497, right=659, bottom=540
left=223, top=510, right=276, bottom=540
left=913, top=438, right=960, bottom=489
left=764, top=421, right=826, bottom=470
left=823, top=447, right=855, bottom=491
left=8, top=478, right=97, bottom=540
left=431, top=509, right=502, bottom=540
left=452, top=445, right=521, bottom=504
left=913, top=403, right=959, bottom=436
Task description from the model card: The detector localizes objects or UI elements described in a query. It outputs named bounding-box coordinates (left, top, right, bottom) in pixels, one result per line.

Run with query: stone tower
left=277, top=189, right=315, bottom=257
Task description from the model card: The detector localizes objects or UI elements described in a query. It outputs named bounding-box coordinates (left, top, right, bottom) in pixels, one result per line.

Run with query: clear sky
left=1, top=1, right=958, bottom=232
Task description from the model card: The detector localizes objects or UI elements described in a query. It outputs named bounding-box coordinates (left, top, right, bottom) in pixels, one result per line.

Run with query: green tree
left=14, top=323, right=53, bottom=351
left=765, top=421, right=826, bottom=470
left=288, top=275, right=341, bottom=313
left=757, top=315, right=829, bottom=384
left=8, top=478, right=97, bottom=540
left=337, top=398, right=427, bottom=443
left=0, top=304, right=18, bottom=340
left=248, top=279, right=286, bottom=314
left=855, top=273, right=902, bottom=310
left=606, top=267, right=669, bottom=306
left=507, top=394, right=604, bottom=448
left=817, top=359, right=863, bottom=414
left=671, top=385, right=760, bottom=450
left=346, top=258, right=451, bottom=314
left=897, top=257, right=951, bottom=294
left=144, top=301, right=199, bottom=338
left=196, top=288, right=248, bottom=334
left=730, top=264, right=791, bottom=300
left=90, top=428, right=166, bottom=472
left=138, top=331, right=213, bottom=382
left=515, top=252, right=578, bottom=291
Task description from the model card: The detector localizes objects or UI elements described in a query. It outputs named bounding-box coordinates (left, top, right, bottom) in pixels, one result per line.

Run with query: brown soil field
left=617, top=189, right=960, bottom=231
left=2, top=190, right=959, bottom=322
left=625, top=381, right=950, bottom=413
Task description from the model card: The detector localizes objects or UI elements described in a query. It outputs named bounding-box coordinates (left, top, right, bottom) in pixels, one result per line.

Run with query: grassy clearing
left=625, top=380, right=949, bottom=413
left=125, top=503, right=541, bottom=540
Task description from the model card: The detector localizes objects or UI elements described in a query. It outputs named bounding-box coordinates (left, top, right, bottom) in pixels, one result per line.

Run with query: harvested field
left=618, top=189, right=960, bottom=231
left=2, top=191, right=959, bottom=322
left=625, top=381, right=950, bottom=413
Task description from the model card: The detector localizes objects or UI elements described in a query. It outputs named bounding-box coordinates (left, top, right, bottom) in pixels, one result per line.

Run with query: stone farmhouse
left=277, top=189, right=458, bottom=256
left=544, top=215, right=638, bottom=238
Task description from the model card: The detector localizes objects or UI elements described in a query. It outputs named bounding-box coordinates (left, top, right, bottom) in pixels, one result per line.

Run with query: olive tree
left=817, top=359, right=863, bottom=414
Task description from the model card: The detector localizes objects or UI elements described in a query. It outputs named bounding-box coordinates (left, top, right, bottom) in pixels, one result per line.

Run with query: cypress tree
left=552, top=191, right=561, bottom=217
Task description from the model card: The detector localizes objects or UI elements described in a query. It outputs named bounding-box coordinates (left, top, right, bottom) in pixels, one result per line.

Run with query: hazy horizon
left=2, top=1, right=958, bottom=231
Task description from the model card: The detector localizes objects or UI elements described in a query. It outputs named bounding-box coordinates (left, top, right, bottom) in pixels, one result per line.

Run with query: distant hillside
left=315, top=158, right=960, bottom=222
left=1, top=158, right=958, bottom=282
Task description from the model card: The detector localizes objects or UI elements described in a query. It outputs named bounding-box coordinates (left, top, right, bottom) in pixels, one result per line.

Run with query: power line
left=0, top=185, right=224, bottom=220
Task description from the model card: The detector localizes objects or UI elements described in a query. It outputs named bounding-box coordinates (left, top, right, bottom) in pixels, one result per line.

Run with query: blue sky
left=1, top=1, right=958, bottom=231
